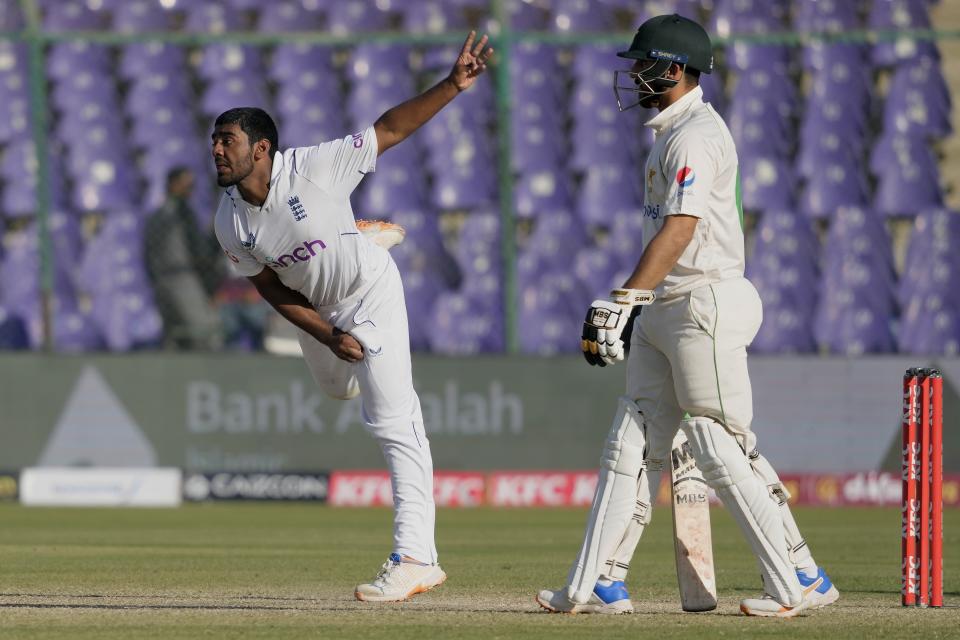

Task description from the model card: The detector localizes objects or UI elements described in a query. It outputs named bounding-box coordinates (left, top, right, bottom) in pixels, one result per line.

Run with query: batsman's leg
left=565, top=396, right=648, bottom=607
left=681, top=417, right=802, bottom=612
left=667, top=279, right=805, bottom=616
left=748, top=450, right=840, bottom=608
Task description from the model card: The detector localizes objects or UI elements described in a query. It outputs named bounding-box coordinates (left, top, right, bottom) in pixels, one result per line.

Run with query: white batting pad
left=566, top=397, right=647, bottom=604
left=681, top=417, right=802, bottom=607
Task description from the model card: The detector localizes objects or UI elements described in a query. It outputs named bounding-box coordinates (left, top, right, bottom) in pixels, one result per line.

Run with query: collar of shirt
left=644, top=85, right=704, bottom=135
left=226, top=151, right=285, bottom=208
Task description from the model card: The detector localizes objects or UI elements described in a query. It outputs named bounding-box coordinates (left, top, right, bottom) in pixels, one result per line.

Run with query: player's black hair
left=214, top=107, right=279, bottom=159
left=684, top=66, right=700, bottom=86
left=165, top=166, right=192, bottom=189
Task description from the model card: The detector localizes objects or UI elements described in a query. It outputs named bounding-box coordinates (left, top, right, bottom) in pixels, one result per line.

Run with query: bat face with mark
left=670, top=429, right=718, bottom=612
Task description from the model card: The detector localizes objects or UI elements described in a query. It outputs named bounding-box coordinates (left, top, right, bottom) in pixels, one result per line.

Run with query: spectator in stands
left=145, top=167, right=224, bottom=349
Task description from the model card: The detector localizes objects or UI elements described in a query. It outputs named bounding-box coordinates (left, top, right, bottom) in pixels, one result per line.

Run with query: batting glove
left=581, top=288, right=655, bottom=367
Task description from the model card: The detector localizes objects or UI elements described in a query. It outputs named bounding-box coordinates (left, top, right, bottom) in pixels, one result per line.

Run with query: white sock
left=799, top=563, right=818, bottom=579
left=596, top=577, right=615, bottom=587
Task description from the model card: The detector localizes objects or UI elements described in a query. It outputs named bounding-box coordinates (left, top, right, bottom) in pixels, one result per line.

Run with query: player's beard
left=216, top=151, right=255, bottom=188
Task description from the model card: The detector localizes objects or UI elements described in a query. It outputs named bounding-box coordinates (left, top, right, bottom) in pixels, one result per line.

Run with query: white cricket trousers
left=297, top=257, right=437, bottom=564
left=627, top=277, right=764, bottom=460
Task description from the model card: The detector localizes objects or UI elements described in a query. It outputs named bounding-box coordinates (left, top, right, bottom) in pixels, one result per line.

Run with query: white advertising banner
left=20, top=468, right=182, bottom=507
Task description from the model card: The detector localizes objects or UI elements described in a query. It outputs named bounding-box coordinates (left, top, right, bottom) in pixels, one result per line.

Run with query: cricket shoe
left=356, top=219, right=405, bottom=250
left=536, top=580, right=634, bottom=614
left=796, top=567, right=839, bottom=609
left=354, top=553, right=446, bottom=602
left=739, top=589, right=816, bottom=618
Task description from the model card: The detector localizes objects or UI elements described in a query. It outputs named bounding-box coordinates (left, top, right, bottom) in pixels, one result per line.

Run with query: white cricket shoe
left=739, top=593, right=808, bottom=618
left=536, top=580, right=634, bottom=614
left=354, top=553, right=446, bottom=602
left=356, top=219, right=406, bottom=250
left=741, top=566, right=839, bottom=617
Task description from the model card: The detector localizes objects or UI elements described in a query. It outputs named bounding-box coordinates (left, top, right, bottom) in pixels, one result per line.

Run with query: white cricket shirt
left=214, top=127, right=390, bottom=309
left=641, top=85, right=744, bottom=298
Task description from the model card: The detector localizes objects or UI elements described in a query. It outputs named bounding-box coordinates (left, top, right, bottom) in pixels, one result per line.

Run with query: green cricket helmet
left=614, top=14, right=714, bottom=111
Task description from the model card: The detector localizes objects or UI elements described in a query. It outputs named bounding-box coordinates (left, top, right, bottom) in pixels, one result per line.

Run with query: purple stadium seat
left=802, top=42, right=868, bottom=72
left=712, top=0, right=787, bottom=35
left=257, top=0, right=324, bottom=32
left=183, top=2, right=244, bottom=33
left=751, top=304, right=816, bottom=354
left=816, top=304, right=896, bottom=355
left=551, top=0, right=617, bottom=32
left=800, top=158, right=870, bottom=220
left=91, top=290, right=163, bottom=351
left=119, top=43, right=188, bottom=80
left=46, top=42, right=110, bottom=80
left=42, top=0, right=106, bottom=30
left=428, top=292, right=503, bottom=354
left=401, top=1, right=467, bottom=33
left=741, top=156, right=796, bottom=212
left=270, top=44, right=336, bottom=84
left=512, top=122, right=565, bottom=173
left=882, top=88, right=952, bottom=139
left=357, top=165, right=427, bottom=218
left=198, top=45, right=265, bottom=80
left=732, top=41, right=792, bottom=74
left=576, top=166, right=641, bottom=226
left=112, top=0, right=176, bottom=32
left=794, top=0, right=861, bottom=31
left=903, top=303, right=960, bottom=356
left=0, top=2, right=24, bottom=30
left=327, top=0, right=392, bottom=34
left=518, top=273, right=586, bottom=354
left=503, top=0, right=549, bottom=30
left=874, top=157, right=943, bottom=217
left=430, top=164, right=497, bottom=210
left=201, top=76, right=272, bottom=119
left=514, top=170, right=573, bottom=220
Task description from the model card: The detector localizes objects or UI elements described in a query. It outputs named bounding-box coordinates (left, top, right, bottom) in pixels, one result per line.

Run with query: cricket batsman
left=536, top=15, right=839, bottom=617
left=210, top=31, right=493, bottom=602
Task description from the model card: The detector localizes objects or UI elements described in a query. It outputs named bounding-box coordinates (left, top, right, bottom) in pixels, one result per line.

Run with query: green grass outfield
left=0, top=504, right=957, bottom=639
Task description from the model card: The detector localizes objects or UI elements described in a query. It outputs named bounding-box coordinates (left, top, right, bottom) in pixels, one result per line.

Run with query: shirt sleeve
left=289, top=126, right=378, bottom=197
left=659, top=132, right=719, bottom=219
left=214, top=208, right=263, bottom=278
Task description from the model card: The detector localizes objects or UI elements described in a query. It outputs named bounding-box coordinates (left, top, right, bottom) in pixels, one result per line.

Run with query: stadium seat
left=551, top=0, right=617, bottom=32
left=327, top=0, right=393, bottom=34
left=119, top=43, right=189, bottom=81
left=794, top=0, right=861, bottom=31
left=183, top=2, right=245, bottom=34
left=269, top=44, right=336, bottom=84
left=41, top=0, right=105, bottom=30
left=257, top=0, right=324, bottom=32
left=112, top=0, right=176, bottom=32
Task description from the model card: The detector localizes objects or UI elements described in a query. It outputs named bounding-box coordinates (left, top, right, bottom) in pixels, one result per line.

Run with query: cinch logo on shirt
left=676, top=166, right=696, bottom=188
left=265, top=239, right=327, bottom=269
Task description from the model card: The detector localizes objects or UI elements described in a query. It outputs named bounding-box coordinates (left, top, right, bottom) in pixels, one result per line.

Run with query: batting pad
left=681, top=417, right=802, bottom=607
left=567, top=397, right=647, bottom=604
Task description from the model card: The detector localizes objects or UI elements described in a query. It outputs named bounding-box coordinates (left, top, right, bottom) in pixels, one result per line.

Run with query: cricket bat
left=670, top=429, right=718, bottom=612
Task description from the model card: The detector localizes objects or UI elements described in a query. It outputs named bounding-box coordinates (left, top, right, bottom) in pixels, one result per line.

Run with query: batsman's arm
left=374, top=30, right=493, bottom=156
left=246, top=267, right=363, bottom=363
left=621, top=214, right=699, bottom=290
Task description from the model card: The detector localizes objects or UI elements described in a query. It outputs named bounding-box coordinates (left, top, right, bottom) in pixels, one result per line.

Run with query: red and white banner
left=328, top=471, right=960, bottom=508
left=329, top=471, right=486, bottom=507
left=487, top=472, right=597, bottom=507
